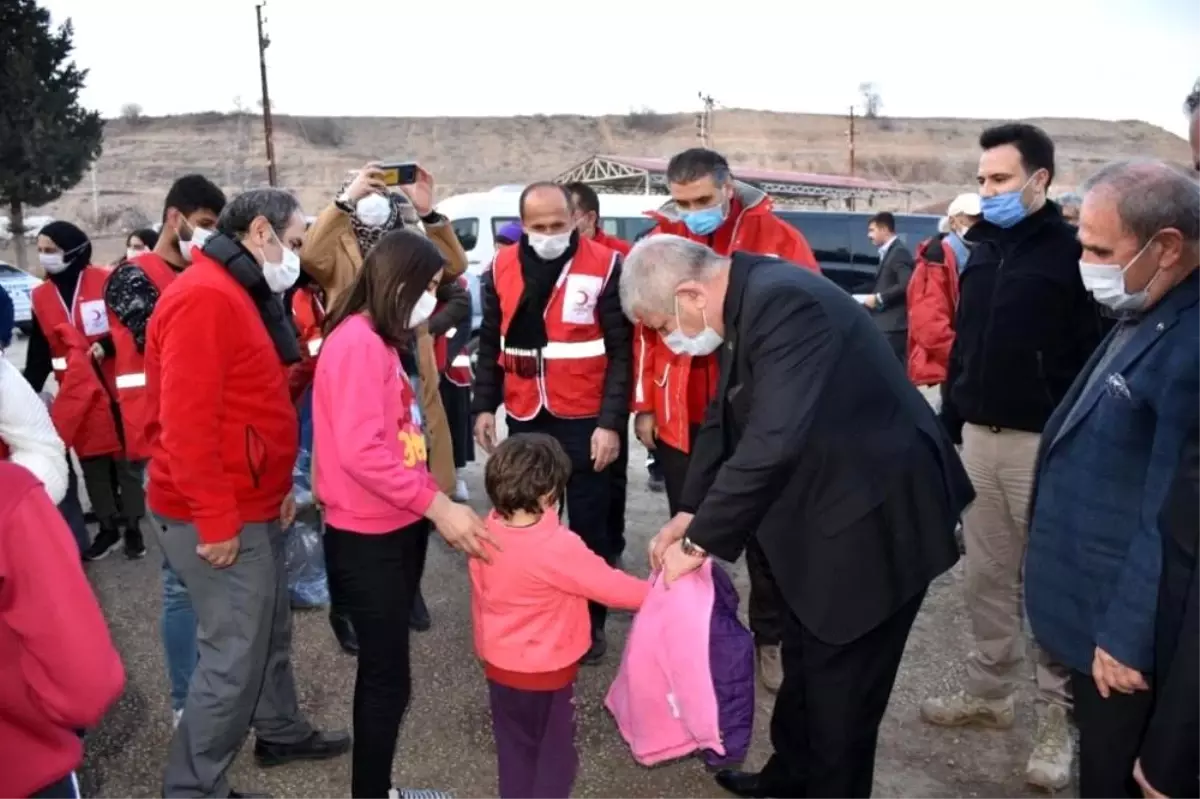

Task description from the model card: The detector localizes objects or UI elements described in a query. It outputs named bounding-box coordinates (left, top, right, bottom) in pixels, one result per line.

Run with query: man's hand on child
left=661, top=540, right=706, bottom=585
left=649, top=512, right=693, bottom=571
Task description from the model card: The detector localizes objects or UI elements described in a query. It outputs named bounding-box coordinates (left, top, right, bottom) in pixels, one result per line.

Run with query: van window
left=619, top=217, right=657, bottom=242
left=451, top=218, right=479, bottom=252
left=777, top=212, right=852, bottom=263
left=599, top=218, right=621, bottom=237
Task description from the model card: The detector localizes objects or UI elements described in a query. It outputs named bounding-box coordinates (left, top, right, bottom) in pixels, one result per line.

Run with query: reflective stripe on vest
left=51, top=357, right=68, bottom=371
left=450, top=354, right=472, bottom=369
left=499, top=337, right=606, bottom=360
left=307, top=337, right=323, bottom=357
left=115, top=372, right=146, bottom=389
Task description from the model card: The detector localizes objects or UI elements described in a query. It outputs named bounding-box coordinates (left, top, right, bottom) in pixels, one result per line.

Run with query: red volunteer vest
left=107, top=254, right=178, bottom=461
left=494, top=238, right=617, bottom=420
left=291, top=287, right=326, bottom=359
left=434, top=276, right=472, bottom=388
left=31, top=266, right=116, bottom=391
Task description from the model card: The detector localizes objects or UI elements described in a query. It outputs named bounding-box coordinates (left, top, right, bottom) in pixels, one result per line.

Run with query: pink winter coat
left=605, top=560, right=754, bottom=766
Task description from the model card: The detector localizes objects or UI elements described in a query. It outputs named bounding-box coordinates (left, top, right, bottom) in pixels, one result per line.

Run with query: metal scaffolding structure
left=553, top=154, right=914, bottom=209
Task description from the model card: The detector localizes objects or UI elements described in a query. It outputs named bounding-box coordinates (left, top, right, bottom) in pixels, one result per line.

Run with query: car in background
left=774, top=210, right=942, bottom=294
left=0, top=260, right=42, bottom=336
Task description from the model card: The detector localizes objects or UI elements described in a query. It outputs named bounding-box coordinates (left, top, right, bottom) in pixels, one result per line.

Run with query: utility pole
left=90, top=167, right=99, bottom=224
left=847, top=105, right=857, bottom=177
left=697, top=92, right=717, bottom=148
left=256, top=3, right=278, bottom=187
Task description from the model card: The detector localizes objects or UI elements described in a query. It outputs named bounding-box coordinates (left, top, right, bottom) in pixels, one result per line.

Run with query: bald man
left=471, top=182, right=634, bottom=663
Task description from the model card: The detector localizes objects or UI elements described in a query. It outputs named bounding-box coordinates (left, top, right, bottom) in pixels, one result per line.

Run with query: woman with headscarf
left=26, top=220, right=147, bottom=561
left=301, top=162, right=468, bottom=633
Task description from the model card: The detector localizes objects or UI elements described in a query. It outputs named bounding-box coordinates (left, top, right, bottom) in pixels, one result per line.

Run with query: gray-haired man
left=145, top=188, right=350, bottom=797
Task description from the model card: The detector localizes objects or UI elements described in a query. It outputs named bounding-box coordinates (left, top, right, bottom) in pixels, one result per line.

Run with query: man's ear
left=1156, top=229, right=1186, bottom=271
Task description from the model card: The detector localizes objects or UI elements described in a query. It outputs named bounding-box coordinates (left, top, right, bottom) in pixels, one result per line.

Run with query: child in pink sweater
left=469, top=433, right=649, bottom=799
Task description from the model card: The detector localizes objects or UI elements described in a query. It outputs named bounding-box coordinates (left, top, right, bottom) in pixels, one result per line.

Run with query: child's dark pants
left=487, top=680, right=578, bottom=798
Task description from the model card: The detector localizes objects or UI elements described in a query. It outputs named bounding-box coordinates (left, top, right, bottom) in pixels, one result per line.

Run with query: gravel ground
left=6, top=336, right=1076, bottom=798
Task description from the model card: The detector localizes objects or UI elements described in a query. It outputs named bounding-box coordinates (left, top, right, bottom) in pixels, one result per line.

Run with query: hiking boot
left=124, top=520, right=147, bottom=559
left=410, top=589, right=431, bottom=632
left=1025, top=703, right=1073, bottom=791
left=83, top=526, right=122, bottom=562
left=920, top=690, right=1015, bottom=729
left=756, top=645, right=783, bottom=694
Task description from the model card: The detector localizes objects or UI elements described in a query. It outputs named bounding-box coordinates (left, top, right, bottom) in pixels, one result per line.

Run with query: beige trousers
left=960, top=423, right=1071, bottom=708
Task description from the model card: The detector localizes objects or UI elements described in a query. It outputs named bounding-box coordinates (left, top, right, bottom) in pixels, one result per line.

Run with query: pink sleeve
left=1, top=483, right=125, bottom=728
left=324, top=326, right=437, bottom=516
left=542, top=528, right=650, bottom=611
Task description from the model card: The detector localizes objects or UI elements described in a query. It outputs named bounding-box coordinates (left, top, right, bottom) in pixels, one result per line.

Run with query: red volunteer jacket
left=633, top=186, right=819, bottom=452
left=107, top=253, right=178, bottom=461
left=494, top=237, right=618, bottom=420
left=288, top=286, right=325, bottom=402
left=906, top=236, right=961, bottom=387
left=31, top=266, right=116, bottom=393
left=144, top=251, right=298, bottom=544
left=46, top=323, right=123, bottom=458
left=593, top=229, right=632, bottom=257
left=0, top=463, right=125, bottom=798
left=433, top=276, right=472, bottom=388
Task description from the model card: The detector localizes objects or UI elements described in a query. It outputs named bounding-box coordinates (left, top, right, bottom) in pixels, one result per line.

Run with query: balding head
left=1079, top=158, right=1199, bottom=310
left=519, top=182, right=574, bottom=235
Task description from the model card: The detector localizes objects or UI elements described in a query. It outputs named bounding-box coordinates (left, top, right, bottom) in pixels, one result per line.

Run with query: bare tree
left=120, top=102, right=143, bottom=124
left=858, top=82, right=883, bottom=119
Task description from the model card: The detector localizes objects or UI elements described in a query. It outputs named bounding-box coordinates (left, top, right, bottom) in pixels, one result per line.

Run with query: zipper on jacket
left=655, top=362, right=672, bottom=424
left=975, top=250, right=1005, bottom=417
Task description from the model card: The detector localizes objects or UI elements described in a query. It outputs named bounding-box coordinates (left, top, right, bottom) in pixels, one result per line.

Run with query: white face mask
left=126, top=248, right=144, bottom=261
left=662, top=297, right=723, bottom=357
left=261, top=229, right=302, bottom=293
left=527, top=231, right=572, bottom=260
left=408, top=290, right=438, bottom=329
left=1078, top=237, right=1159, bottom=314
left=355, top=194, right=392, bottom=228
left=39, top=253, right=67, bottom=274
left=179, top=225, right=213, bottom=263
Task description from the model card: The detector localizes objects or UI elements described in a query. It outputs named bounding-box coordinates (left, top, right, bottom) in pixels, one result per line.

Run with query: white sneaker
left=452, top=476, right=469, bottom=503
left=172, top=709, right=183, bottom=729
left=1025, top=703, right=1073, bottom=791
left=388, top=789, right=452, bottom=799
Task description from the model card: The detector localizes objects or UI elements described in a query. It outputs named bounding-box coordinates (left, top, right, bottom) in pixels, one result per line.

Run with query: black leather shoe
left=715, top=769, right=773, bottom=798
left=254, top=729, right=351, bottom=767
left=410, top=589, right=431, bottom=632
left=330, top=612, right=358, bottom=655
left=580, top=630, right=607, bottom=665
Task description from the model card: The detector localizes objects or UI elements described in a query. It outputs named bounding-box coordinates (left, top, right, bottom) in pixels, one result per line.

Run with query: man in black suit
left=857, top=211, right=915, bottom=364
left=1134, top=431, right=1198, bottom=799
left=619, top=234, right=974, bottom=798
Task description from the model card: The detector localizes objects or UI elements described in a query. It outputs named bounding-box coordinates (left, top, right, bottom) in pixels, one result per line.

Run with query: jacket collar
left=1047, top=270, right=1199, bottom=453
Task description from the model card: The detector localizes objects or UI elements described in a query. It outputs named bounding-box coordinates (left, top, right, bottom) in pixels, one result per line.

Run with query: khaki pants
left=960, top=423, right=1071, bottom=708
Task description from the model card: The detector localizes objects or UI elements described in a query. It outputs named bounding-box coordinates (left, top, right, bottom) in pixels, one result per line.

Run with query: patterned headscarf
left=339, top=175, right=420, bottom=257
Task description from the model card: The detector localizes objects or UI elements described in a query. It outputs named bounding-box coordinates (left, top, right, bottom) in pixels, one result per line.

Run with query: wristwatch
left=680, top=536, right=708, bottom=558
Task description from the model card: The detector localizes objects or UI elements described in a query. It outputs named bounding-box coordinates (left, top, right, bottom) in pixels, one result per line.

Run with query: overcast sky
left=40, top=0, right=1200, bottom=138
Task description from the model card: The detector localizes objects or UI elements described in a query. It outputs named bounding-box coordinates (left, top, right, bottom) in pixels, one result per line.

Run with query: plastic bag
left=285, top=420, right=329, bottom=608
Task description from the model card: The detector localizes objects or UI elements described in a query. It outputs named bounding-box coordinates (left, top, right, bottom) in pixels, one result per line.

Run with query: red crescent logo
left=574, top=289, right=590, bottom=306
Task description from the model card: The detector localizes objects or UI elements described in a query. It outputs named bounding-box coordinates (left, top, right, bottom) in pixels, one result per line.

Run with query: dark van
left=774, top=211, right=942, bottom=294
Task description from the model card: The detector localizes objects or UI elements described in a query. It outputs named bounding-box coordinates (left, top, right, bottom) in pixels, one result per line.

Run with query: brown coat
left=301, top=203, right=467, bottom=493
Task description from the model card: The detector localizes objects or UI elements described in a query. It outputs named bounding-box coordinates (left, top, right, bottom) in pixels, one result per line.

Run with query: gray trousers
left=156, top=517, right=313, bottom=797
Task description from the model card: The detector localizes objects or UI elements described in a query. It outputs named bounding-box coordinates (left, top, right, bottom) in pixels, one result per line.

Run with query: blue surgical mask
left=980, top=174, right=1038, bottom=229
left=681, top=204, right=726, bottom=236
left=662, top=298, right=723, bottom=357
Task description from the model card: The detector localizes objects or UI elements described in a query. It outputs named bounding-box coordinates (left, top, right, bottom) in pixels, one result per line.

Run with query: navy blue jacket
left=1026, top=272, right=1199, bottom=674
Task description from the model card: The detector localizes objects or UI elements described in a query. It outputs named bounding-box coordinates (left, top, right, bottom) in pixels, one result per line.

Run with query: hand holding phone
left=378, top=161, right=420, bottom=187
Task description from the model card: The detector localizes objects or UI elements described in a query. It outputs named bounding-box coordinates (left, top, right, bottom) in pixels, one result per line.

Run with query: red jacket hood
left=647, top=181, right=774, bottom=228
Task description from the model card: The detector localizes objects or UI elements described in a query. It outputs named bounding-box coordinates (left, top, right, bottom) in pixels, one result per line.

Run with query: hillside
left=32, top=108, right=1193, bottom=244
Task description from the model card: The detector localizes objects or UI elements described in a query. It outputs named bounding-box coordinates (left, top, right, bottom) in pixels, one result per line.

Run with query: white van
left=438, top=185, right=665, bottom=334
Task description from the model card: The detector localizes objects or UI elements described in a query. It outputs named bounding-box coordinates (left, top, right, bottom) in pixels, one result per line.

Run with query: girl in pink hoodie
left=469, top=433, right=649, bottom=798
left=312, top=229, right=492, bottom=799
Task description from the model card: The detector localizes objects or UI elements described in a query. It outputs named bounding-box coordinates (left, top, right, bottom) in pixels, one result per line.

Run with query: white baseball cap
left=947, top=193, right=982, bottom=217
